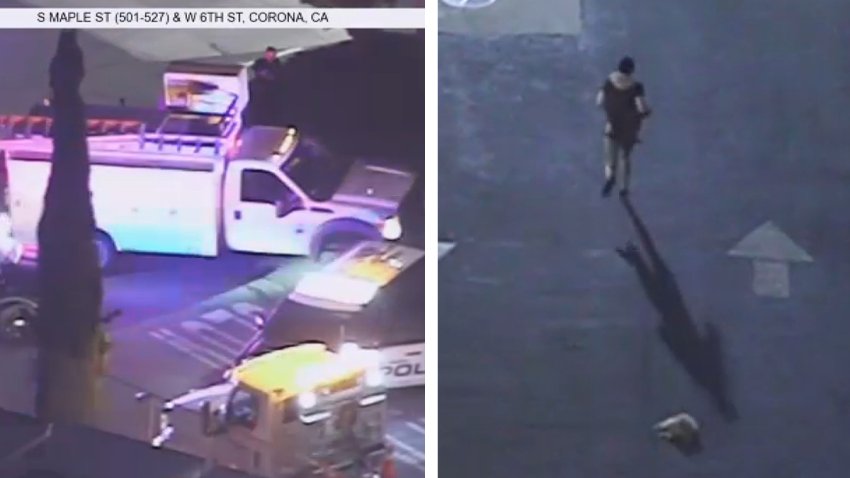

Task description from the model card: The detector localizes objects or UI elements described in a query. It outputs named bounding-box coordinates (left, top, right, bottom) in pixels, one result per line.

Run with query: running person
left=596, top=56, right=652, bottom=197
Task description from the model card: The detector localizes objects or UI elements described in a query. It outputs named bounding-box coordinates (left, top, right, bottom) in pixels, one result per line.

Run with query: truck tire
left=310, top=220, right=381, bottom=264
left=0, top=296, right=38, bottom=345
left=93, top=231, right=116, bottom=270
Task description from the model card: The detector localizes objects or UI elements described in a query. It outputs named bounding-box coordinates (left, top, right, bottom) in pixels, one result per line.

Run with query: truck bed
left=3, top=144, right=224, bottom=257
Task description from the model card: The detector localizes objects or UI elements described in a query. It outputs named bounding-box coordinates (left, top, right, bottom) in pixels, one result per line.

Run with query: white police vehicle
left=242, top=241, right=424, bottom=389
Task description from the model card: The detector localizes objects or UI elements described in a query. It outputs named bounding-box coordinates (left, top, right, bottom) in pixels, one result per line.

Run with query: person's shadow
left=617, top=195, right=738, bottom=423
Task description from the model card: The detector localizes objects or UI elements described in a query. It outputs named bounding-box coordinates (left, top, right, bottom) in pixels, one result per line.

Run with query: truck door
left=223, top=163, right=313, bottom=255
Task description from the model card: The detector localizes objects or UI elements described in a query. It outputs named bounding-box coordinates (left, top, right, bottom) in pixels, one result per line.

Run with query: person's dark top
left=251, top=57, right=282, bottom=82
left=248, top=57, right=282, bottom=125
left=602, top=79, right=646, bottom=147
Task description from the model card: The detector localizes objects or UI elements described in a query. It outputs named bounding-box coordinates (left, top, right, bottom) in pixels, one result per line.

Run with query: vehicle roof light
left=341, top=258, right=402, bottom=287
left=293, top=272, right=380, bottom=307
left=294, top=348, right=371, bottom=391
left=339, top=342, right=361, bottom=357
left=277, top=128, right=298, bottom=155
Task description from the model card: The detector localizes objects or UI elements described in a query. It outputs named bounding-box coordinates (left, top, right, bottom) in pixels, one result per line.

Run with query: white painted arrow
left=438, top=240, right=457, bottom=260
left=728, top=221, right=813, bottom=298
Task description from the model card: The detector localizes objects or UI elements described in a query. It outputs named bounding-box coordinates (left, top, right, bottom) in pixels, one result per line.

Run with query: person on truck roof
left=252, top=46, right=282, bottom=83
left=248, top=47, right=283, bottom=126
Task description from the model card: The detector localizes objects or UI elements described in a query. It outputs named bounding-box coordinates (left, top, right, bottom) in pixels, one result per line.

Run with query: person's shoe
left=654, top=413, right=700, bottom=444
left=602, top=179, right=615, bottom=197
left=619, top=187, right=629, bottom=197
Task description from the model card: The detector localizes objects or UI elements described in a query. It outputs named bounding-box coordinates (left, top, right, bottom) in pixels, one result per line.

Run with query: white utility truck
left=0, top=61, right=414, bottom=268
left=154, top=342, right=391, bottom=478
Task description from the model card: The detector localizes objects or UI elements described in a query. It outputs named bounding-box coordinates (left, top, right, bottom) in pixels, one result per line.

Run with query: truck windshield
left=229, top=387, right=261, bottom=430
left=281, top=139, right=351, bottom=202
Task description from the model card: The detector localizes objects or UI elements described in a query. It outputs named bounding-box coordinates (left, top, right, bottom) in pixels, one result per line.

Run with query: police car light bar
left=293, top=271, right=380, bottom=308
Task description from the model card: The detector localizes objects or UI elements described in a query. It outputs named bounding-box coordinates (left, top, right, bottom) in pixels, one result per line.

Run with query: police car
left=242, top=241, right=424, bottom=389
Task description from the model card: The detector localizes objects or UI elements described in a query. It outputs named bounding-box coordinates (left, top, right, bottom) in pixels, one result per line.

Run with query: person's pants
left=604, top=136, right=633, bottom=190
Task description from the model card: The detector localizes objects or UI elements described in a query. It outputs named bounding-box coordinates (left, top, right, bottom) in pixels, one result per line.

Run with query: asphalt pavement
left=439, top=1, right=850, bottom=477
left=0, top=253, right=425, bottom=475
left=439, top=0, right=580, bottom=36
left=104, top=255, right=425, bottom=474
left=102, top=252, right=286, bottom=327
left=106, top=256, right=313, bottom=395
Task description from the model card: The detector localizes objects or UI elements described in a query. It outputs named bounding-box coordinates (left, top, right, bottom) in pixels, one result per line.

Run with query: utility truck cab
left=0, top=61, right=414, bottom=268
left=223, top=126, right=412, bottom=259
left=157, top=343, right=389, bottom=478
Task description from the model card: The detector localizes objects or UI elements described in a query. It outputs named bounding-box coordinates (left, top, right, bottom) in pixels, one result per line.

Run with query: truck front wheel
left=0, top=296, right=38, bottom=345
left=93, top=231, right=116, bottom=270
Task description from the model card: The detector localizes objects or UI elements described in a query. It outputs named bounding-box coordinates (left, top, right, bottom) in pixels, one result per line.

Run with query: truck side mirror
left=275, top=196, right=304, bottom=218
left=274, top=200, right=289, bottom=218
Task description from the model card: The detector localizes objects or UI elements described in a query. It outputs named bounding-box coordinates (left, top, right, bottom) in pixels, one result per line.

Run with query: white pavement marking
left=231, top=302, right=268, bottom=319
left=146, top=298, right=275, bottom=369
left=199, top=309, right=235, bottom=325
left=480, top=239, right=525, bottom=249
left=583, top=248, right=613, bottom=258
left=391, top=451, right=420, bottom=468
left=148, top=330, right=220, bottom=369
left=201, top=307, right=256, bottom=332
left=387, top=434, right=425, bottom=471
left=249, top=279, right=288, bottom=296
left=728, top=221, right=813, bottom=298
left=438, top=240, right=456, bottom=259
left=439, top=0, right=581, bottom=36
left=229, top=317, right=262, bottom=332
left=753, top=261, right=790, bottom=299
left=181, top=320, right=247, bottom=348
left=405, top=421, right=425, bottom=435
left=728, top=221, right=814, bottom=262
left=465, top=276, right=501, bottom=286
left=190, top=330, right=243, bottom=357
left=154, top=328, right=231, bottom=367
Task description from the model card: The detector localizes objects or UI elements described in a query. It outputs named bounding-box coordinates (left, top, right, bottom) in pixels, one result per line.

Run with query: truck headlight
left=298, top=391, right=317, bottom=409
left=380, top=216, right=402, bottom=241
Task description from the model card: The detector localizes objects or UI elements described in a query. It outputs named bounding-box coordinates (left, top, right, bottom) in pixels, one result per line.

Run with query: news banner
left=0, top=8, right=425, bottom=29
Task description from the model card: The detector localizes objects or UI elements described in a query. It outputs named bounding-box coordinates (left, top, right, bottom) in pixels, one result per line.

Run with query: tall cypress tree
left=34, top=30, right=105, bottom=425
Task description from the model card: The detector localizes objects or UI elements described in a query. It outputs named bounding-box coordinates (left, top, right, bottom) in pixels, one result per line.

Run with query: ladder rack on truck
left=0, top=114, right=237, bottom=158
left=141, top=93, right=241, bottom=156
left=0, top=114, right=145, bottom=139
left=138, top=130, right=228, bottom=157
left=2, top=59, right=246, bottom=157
